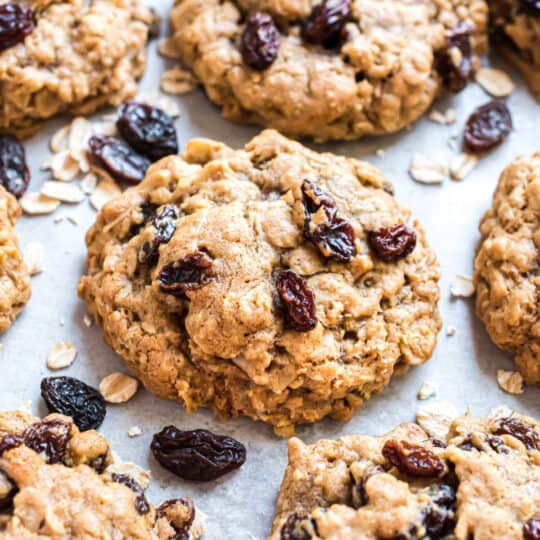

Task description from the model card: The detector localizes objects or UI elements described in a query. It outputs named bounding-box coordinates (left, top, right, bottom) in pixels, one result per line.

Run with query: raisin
left=0, top=468, right=17, bottom=511
left=519, top=0, right=540, bottom=15
left=41, top=377, right=106, bottom=431
left=117, top=102, right=178, bottom=161
left=151, top=427, right=246, bottom=481
left=302, top=0, right=351, bottom=49
left=486, top=435, right=509, bottom=454
left=111, top=473, right=150, bottom=514
left=156, top=498, right=195, bottom=540
left=0, top=2, right=35, bottom=52
left=435, top=22, right=473, bottom=93
left=382, top=439, right=445, bottom=478
left=524, top=517, right=540, bottom=540
left=493, top=417, right=540, bottom=451
left=0, top=135, right=30, bottom=198
left=463, top=100, right=512, bottom=153
left=280, top=513, right=313, bottom=540
left=129, top=202, right=158, bottom=237
left=276, top=270, right=317, bottom=332
left=367, top=224, right=417, bottom=263
left=0, top=433, right=22, bottom=456
left=241, top=12, right=281, bottom=71
left=421, top=484, right=456, bottom=538
left=301, top=180, right=336, bottom=217
left=88, top=135, right=151, bottom=184
left=158, top=252, right=214, bottom=297
left=140, top=205, right=178, bottom=265
left=22, top=419, right=71, bottom=464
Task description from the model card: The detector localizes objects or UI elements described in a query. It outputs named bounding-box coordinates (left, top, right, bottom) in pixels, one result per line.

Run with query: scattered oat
left=139, top=90, right=180, bottom=118
left=105, top=461, right=150, bottom=489
left=93, top=121, right=117, bottom=136
left=497, top=369, right=524, bottom=395
left=50, top=125, right=70, bottom=153
left=68, top=117, right=93, bottom=151
left=127, top=426, right=142, bottom=438
left=47, top=341, right=77, bottom=370
left=416, top=401, right=459, bottom=440
left=157, top=37, right=180, bottom=59
left=20, top=193, right=61, bottom=215
left=475, top=67, right=515, bottom=97
left=41, top=181, right=85, bottom=204
left=99, top=372, right=139, bottom=403
left=160, top=66, right=198, bottom=95
left=417, top=381, right=438, bottom=400
left=80, top=173, right=98, bottom=194
left=375, top=148, right=385, bottom=157
left=53, top=215, right=64, bottom=224
left=409, top=153, right=447, bottom=184
left=83, top=314, right=93, bottom=328
left=49, top=150, right=80, bottom=182
left=450, top=152, right=478, bottom=180
left=450, top=274, right=475, bottom=297
left=23, top=242, right=45, bottom=275
left=90, top=179, right=121, bottom=211
left=66, top=213, right=80, bottom=225
left=428, top=108, right=456, bottom=125
left=446, top=326, right=456, bottom=336
left=488, top=404, right=514, bottom=420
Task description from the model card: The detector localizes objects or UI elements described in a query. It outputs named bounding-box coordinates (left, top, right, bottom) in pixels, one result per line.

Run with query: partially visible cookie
left=0, top=408, right=205, bottom=539
left=269, top=407, right=540, bottom=539
left=0, top=0, right=155, bottom=137
left=475, top=152, right=540, bottom=385
left=168, top=0, right=488, bottom=142
left=0, top=186, right=30, bottom=333
left=491, top=0, right=540, bottom=99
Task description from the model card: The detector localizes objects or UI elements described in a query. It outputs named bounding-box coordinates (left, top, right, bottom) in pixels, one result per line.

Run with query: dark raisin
left=88, top=135, right=151, bottom=184
left=519, top=0, right=540, bottom=15
left=111, top=473, right=150, bottom=514
left=241, top=12, right=281, bottom=71
left=151, top=427, right=246, bottom=482
left=140, top=205, right=178, bottom=265
left=486, top=435, right=509, bottom=454
left=117, top=101, right=178, bottom=161
left=156, top=498, right=195, bottom=540
left=367, top=224, right=417, bottom=263
left=0, top=135, right=30, bottom=198
left=463, top=100, right=512, bottom=153
left=280, top=513, right=313, bottom=540
left=493, top=417, right=540, bottom=451
left=435, top=22, right=473, bottom=93
left=458, top=434, right=474, bottom=451
left=301, top=179, right=337, bottom=217
left=0, top=2, right=34, bottom=52
left=40, top=377, right=106, bottom=431
left=129, top=201, right=158, bottom=237
left=0, top=433, right=22, bottom=456
left=276, top=270, right=317, bottom=332
left=158, top=252, right=214, bottom=297
left=524, top=517, right=540, bottom=540
left=23, top=419, right=70, bottom=464
left=302, top=0, right=351, bottom=49
left=421, top=484, right=456, bottom=538
left=0, top=468, right=17, bottom=511
left=382, top=439, right=445, bottom=478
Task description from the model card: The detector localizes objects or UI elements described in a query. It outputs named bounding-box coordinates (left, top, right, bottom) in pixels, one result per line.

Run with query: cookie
left=491, top=0, right=540, bottom=99
left=167, top=0, right=488, bottom=142
left=475, top=152, right=540, bottom=385
left=0, top=186, right=30, bottom=333
left=0, top=408, right=205, bottom=539
left=0, top=0, right=155, bottom=137
left=78, top=129, right=441, bottom=436
left=269, top=407, right=540, bottom=539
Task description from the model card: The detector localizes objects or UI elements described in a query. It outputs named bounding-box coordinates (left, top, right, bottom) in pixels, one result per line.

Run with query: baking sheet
left=2, top=3, right=540, bottom=537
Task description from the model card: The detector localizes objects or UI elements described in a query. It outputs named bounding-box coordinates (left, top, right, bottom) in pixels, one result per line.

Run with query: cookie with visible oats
left=268, top=408, right=540, bottom=539
left=78, top=130, right=441, bottom=436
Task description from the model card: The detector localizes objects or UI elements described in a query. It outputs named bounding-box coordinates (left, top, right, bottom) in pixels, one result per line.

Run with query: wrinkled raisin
left=0, top=468, right=17, bottom=511
left=276, top=270, right=317, bottom=332
left=140, top=205, right=178, bottom=265
left=435, top=22, right=473, bottom=93
left=151, top=427, right=246, bottom=481
left=486, top=435, right=509, bottom=454
left=382, top=439, right=445, bottom=478
left=41, top=377, right=106, bottom=431
left=493, top=417, right=540, bottom=451
left=519, top=0, right=540, bottom=15
left=0, top=433, right=22, bottom=456
left=117, top=102, right=178, bottom=161
left=111, top=473, right=150, bottom=514
left=156, top=498, right=195, bottom=540
left=301, top=180, right=336, bottom=217
left=367, top=224, right=416, bottom=263
left=23, top=419, right=70, bottom=464
left=302, top=0, right=351, bottom=49
left=88, top=135, right=151, bottom=184
left=0, top=2, right=34, bottom=52
left=524, top=517, right=540, bottom=540
left=158, top=252, right=214, bottom=297
left=280, top=513, right=313, bottom=540
left=241, top=12, right=281, bottom=71
left=463, top=100, right=512, bottom=153
left=421, top=484, right=456, bottom=538
left=0, top=135, right=30, bottom=198
left=129, top=201, right=158, bottom=237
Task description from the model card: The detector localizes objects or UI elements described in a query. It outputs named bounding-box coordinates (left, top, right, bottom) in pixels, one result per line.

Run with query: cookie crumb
left=446, top=326, right=456, bottom=336
left=450, top=275, right=475, bottom=297
left=450, top=152, right=478, bottom=180
left=429, top=108, right=456, bottom=125
left=409, top=153, right=447, bottom=184
left=160, top=66, right=198, bottom=95
left=475, top=67, right=514, bottom=97
left=83, top=314, right=93, bottom=328
left=47, top=341, right=77, bottom=370
left=66, top=213, right=80, bottom=225
left=99, top=373, right=139, bottom=403
left=127, top=426, right=142, bottom=437
left=497, top=369, right=524, bottom=395
left=23, top=242, right=45, bottom=275
left=375, top=148, right=385, bottom=157
left=417, top=381, right=437, bottom=400
left=416, top=401, right=459, bottom=440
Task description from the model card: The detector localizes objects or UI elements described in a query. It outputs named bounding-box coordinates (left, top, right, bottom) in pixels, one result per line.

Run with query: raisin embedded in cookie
left=475, top=152, right=540, bottom=385
left=0, top=408, right=205, bottom=539
left=491, top=0, right=540, bottom=99
left=268, top=408, right=540, bottom=539
left=0, top=0, right=155, bottom=137
left=78, top=130, right=441, bottom=436
left=167, top=0, right=488, bottom=142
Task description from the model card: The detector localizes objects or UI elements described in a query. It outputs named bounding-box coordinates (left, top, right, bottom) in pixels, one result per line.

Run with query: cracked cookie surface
left=269, top=408, right=540, bottom=539
left=0, top=0, right=154, bottom=137
left=475, top=152, right=540, bottom=385
left=0, top=409, right=205, bottom=539
left=78, top=130, right=441, bottom=436
left=168, top=0, right=488, bottom=142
